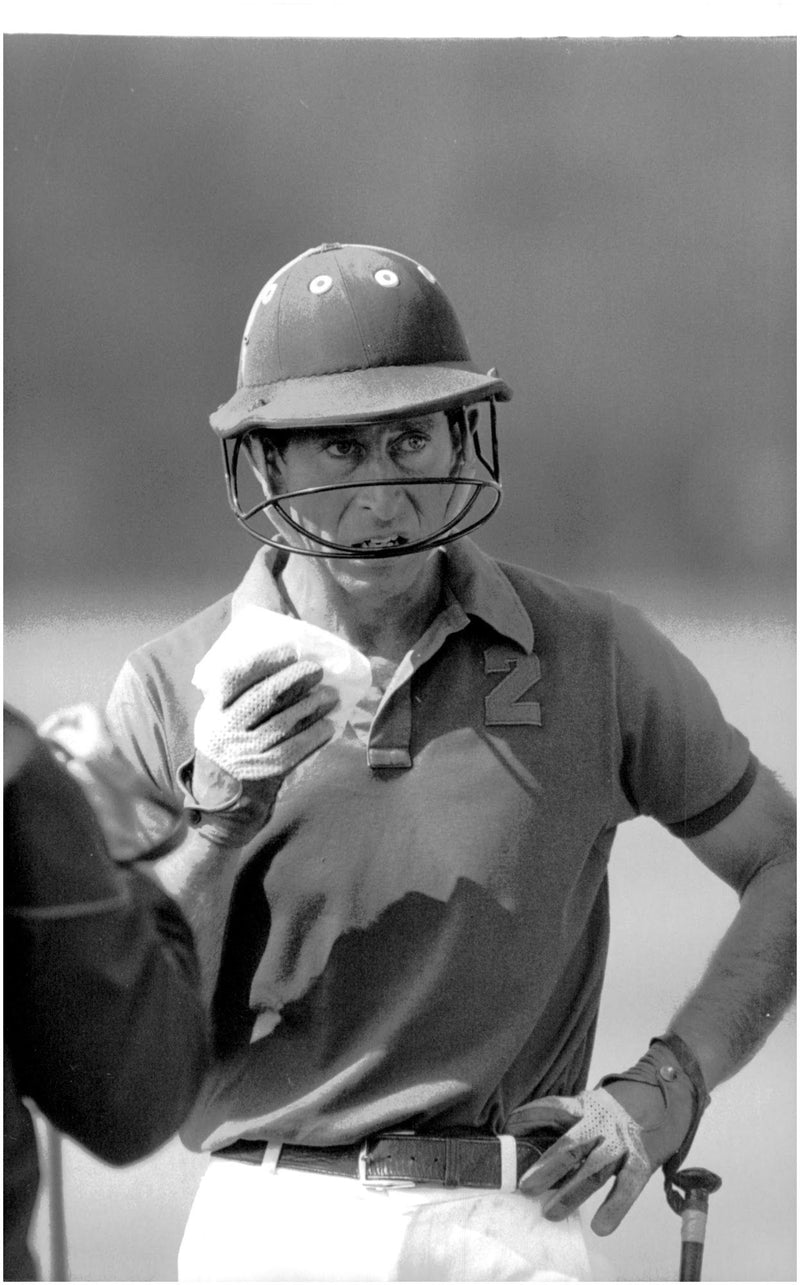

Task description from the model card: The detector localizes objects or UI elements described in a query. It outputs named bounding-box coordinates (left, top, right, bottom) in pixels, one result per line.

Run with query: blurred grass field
left=4, top=579, right=795, bottom=1283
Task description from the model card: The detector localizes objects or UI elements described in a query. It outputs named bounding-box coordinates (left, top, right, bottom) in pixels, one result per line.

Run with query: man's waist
left=213, top=1128, right=562, bottom=1189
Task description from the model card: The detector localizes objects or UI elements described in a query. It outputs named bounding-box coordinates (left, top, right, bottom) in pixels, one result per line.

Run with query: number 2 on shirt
left=483, top=648, right=542, bottom=726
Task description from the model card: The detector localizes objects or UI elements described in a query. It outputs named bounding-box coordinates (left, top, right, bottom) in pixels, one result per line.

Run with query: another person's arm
left=4, top=709, right=209, bottom=1164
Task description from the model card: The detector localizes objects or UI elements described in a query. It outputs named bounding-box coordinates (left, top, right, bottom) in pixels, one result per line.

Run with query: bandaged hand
left=184, top=644, right=338, bottom=846
left=507, top=1038, right=708, bottom=1235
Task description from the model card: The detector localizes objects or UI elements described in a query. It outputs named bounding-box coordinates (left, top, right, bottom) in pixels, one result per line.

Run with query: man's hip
left=178, top=1134, right=593, bottom=1283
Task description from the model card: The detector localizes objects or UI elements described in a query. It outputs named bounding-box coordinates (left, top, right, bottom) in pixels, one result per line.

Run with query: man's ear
left=244, top=433, right=285, bottom=496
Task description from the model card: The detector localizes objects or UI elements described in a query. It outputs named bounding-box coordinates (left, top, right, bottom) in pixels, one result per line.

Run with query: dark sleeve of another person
left=4, top=714, right=209, bottom=1165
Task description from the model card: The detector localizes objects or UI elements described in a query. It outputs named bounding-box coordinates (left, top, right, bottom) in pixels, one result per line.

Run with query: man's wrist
left=651, top=1032, right=711, bottom=1111
left=596, top=1032, right=710, bottom=1178
left=177, top=752, right=276, bottom=846
left=178, top=751, right=244, bottom=811
left=600, top=1077, right=668, bottom=1131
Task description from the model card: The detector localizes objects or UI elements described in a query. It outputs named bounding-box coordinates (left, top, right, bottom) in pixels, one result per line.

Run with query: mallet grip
left=670, top=1167, right=722, bottom=1282
left=679, top=1189, right=711, bottom=1281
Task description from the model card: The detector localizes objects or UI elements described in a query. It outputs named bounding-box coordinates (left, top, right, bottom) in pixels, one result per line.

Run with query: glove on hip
left=507, top=1036, right=709, bottom=1235
left=508, top=1088, right=652, bottom=1235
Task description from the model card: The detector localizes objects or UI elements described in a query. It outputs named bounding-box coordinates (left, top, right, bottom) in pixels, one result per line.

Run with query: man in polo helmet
left=106, top=243, right=795, bottom=1282
left=213, top=242, right=508, bottom=559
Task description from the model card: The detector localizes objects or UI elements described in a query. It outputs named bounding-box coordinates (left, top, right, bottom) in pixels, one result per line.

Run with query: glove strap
left=652, top=1032, right=710, bottom=1113
left=651, top=1032, right=711, bottom=1211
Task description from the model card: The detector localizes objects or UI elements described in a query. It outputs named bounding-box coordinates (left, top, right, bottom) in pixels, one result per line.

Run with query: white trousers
left=178, top=1155, right=594, bottom=1282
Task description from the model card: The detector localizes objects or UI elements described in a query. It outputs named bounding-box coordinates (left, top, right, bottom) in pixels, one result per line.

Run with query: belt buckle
left=357, top=1139, right=416, bottom=1190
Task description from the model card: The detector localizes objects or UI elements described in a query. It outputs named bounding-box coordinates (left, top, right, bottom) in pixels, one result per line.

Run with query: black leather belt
left=214, top=1129, right=561, bottom=1189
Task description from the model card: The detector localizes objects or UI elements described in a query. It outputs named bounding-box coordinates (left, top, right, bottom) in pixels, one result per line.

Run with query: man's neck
left=279, top=551, right=445, bottom=663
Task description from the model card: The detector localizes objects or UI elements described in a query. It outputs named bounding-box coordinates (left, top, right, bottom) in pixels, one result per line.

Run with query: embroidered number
left=483, top=648, right=542, bottom=726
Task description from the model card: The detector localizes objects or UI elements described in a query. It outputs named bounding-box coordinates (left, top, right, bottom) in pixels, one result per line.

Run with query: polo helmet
left=210, top=243, right=512, bottom=558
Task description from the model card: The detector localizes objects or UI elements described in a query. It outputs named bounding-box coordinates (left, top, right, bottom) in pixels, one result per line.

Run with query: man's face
left=251, top=412, right=473, bottom=567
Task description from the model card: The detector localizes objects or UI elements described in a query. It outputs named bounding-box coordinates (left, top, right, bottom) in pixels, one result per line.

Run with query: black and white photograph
left=4, top=11, right=796, bottom=1283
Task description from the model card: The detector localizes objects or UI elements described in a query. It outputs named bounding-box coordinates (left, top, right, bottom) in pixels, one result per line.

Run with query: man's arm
left=512, top=760, right=795, bottom=1234
left=667, top=761, right=796, bottom=1089
left=151, top=829, right=245, bottom=1008
left=141, top=644, right=340, bottom=1006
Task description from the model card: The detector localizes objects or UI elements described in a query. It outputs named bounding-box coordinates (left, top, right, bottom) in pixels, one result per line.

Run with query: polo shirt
left=106, top=540, right=753, bottom=1153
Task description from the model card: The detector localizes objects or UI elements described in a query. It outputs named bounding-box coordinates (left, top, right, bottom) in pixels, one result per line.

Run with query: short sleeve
left=611, top=598, right=752, bottom=831
left=106, top=658, right=181, bottom=800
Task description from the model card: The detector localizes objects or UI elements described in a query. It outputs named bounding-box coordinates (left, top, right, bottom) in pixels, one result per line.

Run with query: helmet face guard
left=222, top=401, right=502, bottom=559
left=211, top=243, right=511, bottom=557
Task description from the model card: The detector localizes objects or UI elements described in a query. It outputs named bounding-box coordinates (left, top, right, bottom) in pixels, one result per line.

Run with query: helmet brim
left=209, top=362, right=512, bottom=438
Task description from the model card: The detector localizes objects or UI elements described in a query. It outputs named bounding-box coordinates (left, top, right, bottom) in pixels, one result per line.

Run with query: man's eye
left=396, top=433, right=430, bottom=453
left=326, top=440, right=360, bottom=458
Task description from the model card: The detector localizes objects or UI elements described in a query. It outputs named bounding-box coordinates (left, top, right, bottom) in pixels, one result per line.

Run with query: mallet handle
left=678, top=1189, right=710, bottom=1281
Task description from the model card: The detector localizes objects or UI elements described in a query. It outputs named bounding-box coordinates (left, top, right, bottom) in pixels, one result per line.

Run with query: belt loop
left=498, top=1135, right=517, bottom=1192
left=444, top=1136, right=458, bottom=1187
left=261, top=1141, right=283, bottom=1175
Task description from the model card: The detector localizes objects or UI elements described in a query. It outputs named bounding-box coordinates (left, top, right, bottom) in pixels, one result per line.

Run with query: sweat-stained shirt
left=105, top=539, right=755, bottom=1154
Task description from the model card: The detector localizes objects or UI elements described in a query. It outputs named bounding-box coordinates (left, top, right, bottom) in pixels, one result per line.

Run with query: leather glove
left=181, top=644, right=338, bottom=846
left=507, top=1035, right=710, bottom=1235
left=39, top=704, right=187, bottom=862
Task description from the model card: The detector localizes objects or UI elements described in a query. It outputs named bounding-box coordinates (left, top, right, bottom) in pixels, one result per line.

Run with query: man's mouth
left=350, top=535, right=410, bottom=551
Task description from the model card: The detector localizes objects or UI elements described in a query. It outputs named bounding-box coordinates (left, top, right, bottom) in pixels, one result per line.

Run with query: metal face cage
left=221, top=400, right=503, bottom=559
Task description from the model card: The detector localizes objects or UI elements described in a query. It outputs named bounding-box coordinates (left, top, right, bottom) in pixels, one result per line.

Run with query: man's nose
left=355, top=479, right=405, bottom=519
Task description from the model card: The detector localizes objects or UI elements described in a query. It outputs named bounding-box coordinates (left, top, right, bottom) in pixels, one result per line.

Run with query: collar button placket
left=366, top=684, right=413, bottom=770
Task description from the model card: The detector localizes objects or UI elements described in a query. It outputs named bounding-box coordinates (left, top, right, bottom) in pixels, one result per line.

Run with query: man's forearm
left=669, top=858, right=796, bottom=1091
left=151, top=830, right=244, bottom=1006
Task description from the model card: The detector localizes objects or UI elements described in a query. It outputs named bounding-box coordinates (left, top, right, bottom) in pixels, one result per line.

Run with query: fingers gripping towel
left=193, top=606, right=373, bottom=741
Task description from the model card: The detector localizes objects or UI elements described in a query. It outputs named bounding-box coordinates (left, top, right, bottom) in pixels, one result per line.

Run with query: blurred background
left=4, top=33, right=795, bottom=1283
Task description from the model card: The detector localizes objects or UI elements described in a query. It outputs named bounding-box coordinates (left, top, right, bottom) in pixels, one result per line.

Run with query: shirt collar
left=230, top=539, right=534, bottom=654
left=231, top=547, right=290, bottom=616
left=439, top=539, right=534, bottom=653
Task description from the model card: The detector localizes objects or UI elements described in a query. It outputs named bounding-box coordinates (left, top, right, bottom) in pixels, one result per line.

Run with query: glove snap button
left=186, top=809, right=203, bottom=827
left=658, top=1063, right=678, bottom=1082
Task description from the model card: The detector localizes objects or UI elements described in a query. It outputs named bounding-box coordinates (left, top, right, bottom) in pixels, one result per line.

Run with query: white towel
left=192, top=606, right=373, bottom=741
